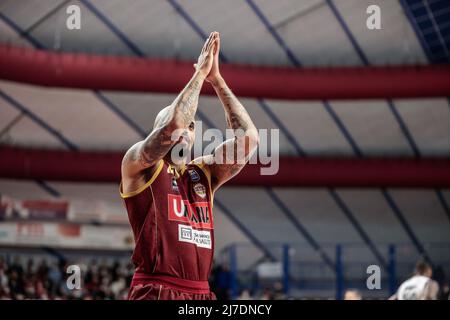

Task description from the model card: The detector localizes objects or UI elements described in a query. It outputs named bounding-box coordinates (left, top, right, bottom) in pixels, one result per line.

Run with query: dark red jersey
left=120, top=160, right=214, bottom=282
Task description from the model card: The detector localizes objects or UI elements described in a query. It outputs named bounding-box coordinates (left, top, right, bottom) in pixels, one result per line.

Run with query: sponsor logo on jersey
left=178, top=224, right=211, bottom=249
left=168, top=194, right=213, bottom=229
left=193, top=183, right=206, bottom=199
left=188, top=169, right=200, bottom=182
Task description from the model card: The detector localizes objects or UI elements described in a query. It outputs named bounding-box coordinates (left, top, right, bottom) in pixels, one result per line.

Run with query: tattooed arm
left=121, top=32, right=217, bottom=193
left=202, top=76, right=259, bottom=192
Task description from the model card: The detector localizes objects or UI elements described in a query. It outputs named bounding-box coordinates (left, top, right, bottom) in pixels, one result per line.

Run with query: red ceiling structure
left=1, top=147, right=449, bottom=187
left=1, top=45, right=450, bottom=100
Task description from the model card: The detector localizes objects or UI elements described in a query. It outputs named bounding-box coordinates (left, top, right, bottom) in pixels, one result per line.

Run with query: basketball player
left=120, top=32, right=259, bottom=300
left=390, top=261, right=439, bottom=300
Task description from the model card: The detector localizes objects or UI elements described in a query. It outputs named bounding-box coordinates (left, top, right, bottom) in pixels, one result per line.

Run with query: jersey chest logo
left=167, top=194, right=213, bottom=229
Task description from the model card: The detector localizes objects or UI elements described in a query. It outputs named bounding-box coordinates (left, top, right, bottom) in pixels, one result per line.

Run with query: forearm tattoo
left=207, top=80, right=258, bottom=190
left=217, top=85, right=251, bottom=132
left=175, top=78, right=202, bottom=127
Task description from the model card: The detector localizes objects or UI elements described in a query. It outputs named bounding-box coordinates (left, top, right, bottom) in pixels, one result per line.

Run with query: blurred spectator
left=260, top=287, right=273, bottom=300
left=237, top=289, right=252, bottom=300
left=271, top=281, right=286, bottom=300
left=391, top=260, right=439, bottom=300
left=344, top=289, right=362, bottom=300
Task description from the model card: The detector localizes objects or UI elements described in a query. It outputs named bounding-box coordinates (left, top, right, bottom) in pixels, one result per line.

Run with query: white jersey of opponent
left=397, top=275, right=430, bottom=300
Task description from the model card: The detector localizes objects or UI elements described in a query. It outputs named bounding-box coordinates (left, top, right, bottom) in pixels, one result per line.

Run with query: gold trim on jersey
left=119, top=160, right=164, bottom=199
left=167, top=163, right=184, bottom=179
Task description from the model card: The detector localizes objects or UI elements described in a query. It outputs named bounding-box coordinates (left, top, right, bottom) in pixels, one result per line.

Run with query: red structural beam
left=1, top=147, right=449, bottom=187
left=0, top=45, right=449, bottom=100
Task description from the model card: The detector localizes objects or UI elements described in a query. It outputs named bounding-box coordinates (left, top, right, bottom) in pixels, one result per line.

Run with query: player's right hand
left=194, top=32, right=218, bottom=78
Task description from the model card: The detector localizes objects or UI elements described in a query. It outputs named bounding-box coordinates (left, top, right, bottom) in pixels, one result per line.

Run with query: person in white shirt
left=390, top=261, right=439, bottom=300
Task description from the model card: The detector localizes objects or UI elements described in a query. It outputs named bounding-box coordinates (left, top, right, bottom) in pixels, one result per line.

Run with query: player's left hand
left=206, top=32, right=221, bottom=84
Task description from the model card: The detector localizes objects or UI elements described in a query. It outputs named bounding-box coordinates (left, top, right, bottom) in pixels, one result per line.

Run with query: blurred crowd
left=0, top=256, right=133, bottom=300
left=1, top=256, right=449, bottom=300
left=0, top=256, right=282, bottom=300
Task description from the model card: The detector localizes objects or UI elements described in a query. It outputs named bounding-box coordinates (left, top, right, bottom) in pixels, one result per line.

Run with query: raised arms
left=121, top=33, right=217, bottom=192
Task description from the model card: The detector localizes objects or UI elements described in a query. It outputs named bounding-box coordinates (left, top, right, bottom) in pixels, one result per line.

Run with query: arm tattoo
left=173, top=76, right=202, bottom=127
left=205, top=78, right=259, bottom=191
left=218, top=86, right=250, bottom=131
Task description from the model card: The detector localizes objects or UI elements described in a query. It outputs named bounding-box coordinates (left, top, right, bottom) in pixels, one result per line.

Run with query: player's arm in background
left=121, top=33, right=217, bottom=191
left=198, top=32, right=259, bottom=192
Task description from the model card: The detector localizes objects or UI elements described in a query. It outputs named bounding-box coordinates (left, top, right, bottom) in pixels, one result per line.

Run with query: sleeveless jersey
left=120, top=160, right=214, bottom=281
left=397, top=275, right=430, bottom=300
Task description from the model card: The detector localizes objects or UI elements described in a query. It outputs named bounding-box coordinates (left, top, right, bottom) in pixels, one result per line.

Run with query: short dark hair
left=415, top=260, right=431, bottom=275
